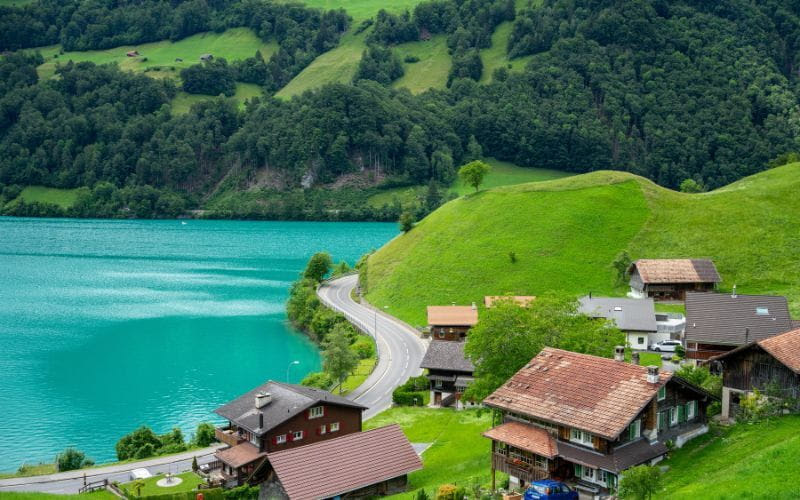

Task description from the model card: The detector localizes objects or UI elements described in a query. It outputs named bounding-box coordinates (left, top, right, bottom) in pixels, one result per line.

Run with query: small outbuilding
left=126, top=50, right=140, bottom=57
left=628, top=259, right=721, bottom=300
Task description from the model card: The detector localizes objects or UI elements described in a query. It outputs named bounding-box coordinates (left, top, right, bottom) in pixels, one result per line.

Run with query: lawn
left=0, top=463, right=56, bottom=480
left=288, top=0, right=429, bottom=23
left=0, top=492, right=116, bottom=500
left=364, top=407, right=495, bottom=497
left=392, top=35, right=451, bottom=94
left=12, top=186, right=80, bottom=209
left=339, top=357, right=378, bottom=394
left=35, top=28, right=276, bottom=81
left=659, top=416, right=800, bottom=499
left=170, top=82, right=263, bottom=114
left=479, top=21, right=534, bottom=84
left=121, top=471, right=205, bottom=497
left=365, top=164, right=800, bottom=326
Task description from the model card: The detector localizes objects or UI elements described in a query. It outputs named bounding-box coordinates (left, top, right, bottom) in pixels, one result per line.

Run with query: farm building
left=628, top=259, right=721, bottom=300
left=427, top=304, right=478, bottom=341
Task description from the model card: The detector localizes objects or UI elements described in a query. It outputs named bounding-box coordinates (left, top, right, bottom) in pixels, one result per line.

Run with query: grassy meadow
left=392, top=35, right=451, bottom=93
left=365, top=408, right=495, bottom=497
left=659, top=416, right=800, bottom=499
left=8, top=186, right=81, bottom=209
left=365, top=164, right=800, bottom=326
left=170, top=83, right=263, bottom=114
left=479, top=21, right=533, bottom=83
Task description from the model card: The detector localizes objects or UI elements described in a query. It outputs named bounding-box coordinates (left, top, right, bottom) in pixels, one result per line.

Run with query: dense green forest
left=1, top=0, right=799, bottom=219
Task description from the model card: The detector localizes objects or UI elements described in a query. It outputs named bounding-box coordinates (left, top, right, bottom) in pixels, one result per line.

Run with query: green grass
left=288, top=0, right=429, bottom=23
left=340, top=357, right=377, bottom=394
left=35, top=28, right=276, bottom=81
left=655, top=303, right=687, bottom=314
left=0, top=463, right=56, bottom=480
left=121, top=471, right=204, bottom=497
left=479, top=22, right=534, bottom=83
left=365, top=164, right=800, bottom=326
left=624, top=351, right=663, bottom=367
left=275, top=31, right=367, bottom=99
left=392, top=35, right=451, bottom=94
left=170, top=82, right=263, bottom=114
left=0, top=492, right=116, bottom=500
left=365, top=407, right=494, bottom=497
left=11, top=186, right=80, bottom=209
left=659, top=416, right=800, bottom=499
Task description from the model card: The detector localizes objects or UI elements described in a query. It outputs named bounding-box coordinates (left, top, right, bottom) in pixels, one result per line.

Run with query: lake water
left=0, top=217, right=396, bottom=471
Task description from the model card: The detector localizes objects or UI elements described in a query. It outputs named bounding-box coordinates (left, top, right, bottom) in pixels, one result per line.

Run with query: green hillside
left=365, top=164, right=800, bottom=326
left=660, top=416, right=800, bottom=499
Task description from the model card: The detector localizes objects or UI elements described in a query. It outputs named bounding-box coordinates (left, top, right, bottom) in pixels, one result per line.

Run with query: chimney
left=732, top=284, right=737, bottom=299
left=614, top=345, right=625, bottom=362
left=255, top=392, right=272, bottom=408
left=471, top=302, right=477, bottom=310
left=631, top=351, right=640, bottom=365
left=647, top=365, right=659, bottom=384
left=259, top=413, right=264, bottom=429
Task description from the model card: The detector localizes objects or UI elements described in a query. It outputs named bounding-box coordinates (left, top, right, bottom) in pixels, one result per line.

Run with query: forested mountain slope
left=363, top=163, right=800, bottom=326
left=1, top=0, right=800, bottom=220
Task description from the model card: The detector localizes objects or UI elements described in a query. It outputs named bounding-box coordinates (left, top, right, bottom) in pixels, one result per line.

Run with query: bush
left=116, top=426, right=162, bottom=461
left=194, top=422, right=216, bottom=447
left=404, top=55, right=420, bottom=63
left=399, top=211, right=415, bottom=232
left=223, top=485, right=259, bottom=499
left=56, top=448, right=93, bottom=472
left=351, top=335, right=375, bottom=359
left=393, top=375, right=428, bottom=405
left=435, top=484, right=465, bottom=500
left=508, top=251, right=517, bottom=263
left=301, top=371, right=333, bottom=389
left=135, top=442, right=157, bottom=459
left=618, top=465, right=661, bottom=500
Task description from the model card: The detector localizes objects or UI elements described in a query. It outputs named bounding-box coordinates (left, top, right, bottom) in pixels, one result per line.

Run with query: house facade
left=709, top=327, right=800, bottom=420
left=426, top=305, right=478, bottom=341
left=685, top=292, right=793, bottom=361
left=210, top=381, right=366, bottom=486
left=420, top=340, right=476, bottom=408
left=578, top=296, right=684, bottom=350
left=628, top=259, right=721, bottom=300
left=483, top=348, right=716, bottom=496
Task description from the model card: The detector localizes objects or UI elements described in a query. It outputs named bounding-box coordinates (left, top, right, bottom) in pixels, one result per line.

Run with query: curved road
left=318, top=274, right=427, bottom=419
left=0, top=275, right=424, bottom=493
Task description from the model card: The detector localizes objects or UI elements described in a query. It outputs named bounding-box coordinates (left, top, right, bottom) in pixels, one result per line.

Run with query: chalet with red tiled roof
left=709, top=327, right=800, bottom=420
left=628, top=259, right=721, bottom=300
left=483, top=347, right=717, bottom=496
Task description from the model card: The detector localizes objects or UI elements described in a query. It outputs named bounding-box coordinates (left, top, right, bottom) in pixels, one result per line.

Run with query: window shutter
left=287, top=432, right=294, bottom=442
left=678, top=405, right=685, bottom=423
left=272, top=435, right=277, bottom=445
left=574, top=464, right=582, bottom=477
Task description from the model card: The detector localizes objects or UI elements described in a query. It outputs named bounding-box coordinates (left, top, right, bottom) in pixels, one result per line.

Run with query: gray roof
left=420, top=341, right=475, bottom=373
left=578, top=296, right=657, bottom=332
left=558, top=438, right=668, bottom=473
left=685, top=292, right=793, bottom=346
left=214, top=381, right=366, bottom=436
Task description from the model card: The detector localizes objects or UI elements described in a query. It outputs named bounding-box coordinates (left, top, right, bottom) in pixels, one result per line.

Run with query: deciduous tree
left=322, top=324, right=358, bottom=394
left=458, top=160, right=491, bottom=193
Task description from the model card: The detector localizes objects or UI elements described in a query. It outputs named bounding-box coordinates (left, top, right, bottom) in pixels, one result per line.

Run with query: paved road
left=0, top=274, right=425, bottom=494
left=0, top=445, right=225, bottom=494
left=318, top=274, right=427, bottom=419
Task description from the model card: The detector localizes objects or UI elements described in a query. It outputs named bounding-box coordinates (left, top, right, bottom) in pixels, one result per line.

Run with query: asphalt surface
left=0, top=274, right=426, bottom=493
left=317, top=274, right=427, bottom=419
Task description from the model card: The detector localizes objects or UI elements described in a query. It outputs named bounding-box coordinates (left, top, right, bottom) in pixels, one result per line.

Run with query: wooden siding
left=721, top=346, right=800, bottom=396
left=261, top=404, right=362, bottom=453
left=430, top=326, right=470, bottom=341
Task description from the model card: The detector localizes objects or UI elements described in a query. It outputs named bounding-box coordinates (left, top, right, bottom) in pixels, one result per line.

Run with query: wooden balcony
left=492, top=452, right=549, bottom=483
left=215, top=427, right=245, bottom=447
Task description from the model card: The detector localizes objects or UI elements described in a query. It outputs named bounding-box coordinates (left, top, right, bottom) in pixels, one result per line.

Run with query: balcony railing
left=215, top=427, right=245, bottom=447
left=492, top=452, right=549, bottom=483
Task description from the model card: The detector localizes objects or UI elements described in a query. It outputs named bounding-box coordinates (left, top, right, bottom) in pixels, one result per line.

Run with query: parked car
left=523, top=480, right=579, bottom=500
left=650, top=339, right=683, bottom=352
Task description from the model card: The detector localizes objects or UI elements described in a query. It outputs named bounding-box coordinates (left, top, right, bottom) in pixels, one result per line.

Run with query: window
left=318, top=424, right=327, bottom=435
left=329, top=422, right=340, bottom=432
left=658, top=386, right=666, bottom=401
left=534, top=455, right=547, bottom=469
left=628, top=419, right=641, bottom=440
left=756, top=307, right=769, bottom=316
left=570, top=428, right=594, bottom=447
left=669, top=407, right=678, bottom=426
left=292, top=430, right=303, bottom=441
left=435, top=379, right=443, bottom=388
left=597, top=469, right=609, bottom=484
left=437, top=331, right=445, bottom=339
left=687, top=401, right=696, bottom=420
left=309, top=406, right=324, bottom=419
left=582, top=467, right=595, bottom=480
left=638, top=337, right=645, bottom=345
left=657, top=411, right=667, bottom=431
left=275, top=434, right=287, bottom=444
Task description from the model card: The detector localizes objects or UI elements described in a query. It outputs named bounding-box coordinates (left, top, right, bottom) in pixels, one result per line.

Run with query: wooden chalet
left=685, top=291, right=793, bottom=360
left=209, top=381, right=365, bottom=487
left=709, top=327, right=800, bottom=420
left=420, top=340, right=475, bottom=408
left=628, top=259, right=720, bottom=300
left=427, top=304, right=478, bottom=341
left=483, top=347, right=717, bottom=496
left=262, top=424, right=422, bottom=499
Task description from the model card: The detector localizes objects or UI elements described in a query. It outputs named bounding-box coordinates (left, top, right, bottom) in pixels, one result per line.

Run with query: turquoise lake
left=0, top=217, right=396, bottom=471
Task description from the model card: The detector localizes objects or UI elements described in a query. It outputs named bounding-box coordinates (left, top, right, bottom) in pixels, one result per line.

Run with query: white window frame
left=276, top=434, right=287, bottom=444
left=582, top=466, right=595, bottom=480
left=292, top=430, right=304, bottom=441
left=319, top=424, right=327, bottom=435
left=570, top=428, right=594, bottom=447
left=329, top=422, right=340, bottom=432
left=687, top=400, right=695, bottom=420
left=637, top=336, right=645, bottom=345
left=670, top=407, right=678, bottom=426
left=309, top=406, right=324, bottom=419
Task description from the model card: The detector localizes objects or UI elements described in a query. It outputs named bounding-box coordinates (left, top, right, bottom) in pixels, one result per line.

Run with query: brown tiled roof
left=758, top=327, right=800, bottom=374
left=420, top=340, right=475, bottom=372
left=685, top=292, right=793, bottom=346
left=215, top=442, right=265, bottom=468
left=427, top=306, right=478, bottom=326
left=484, top=348, right=670, bottom=440
left=267, top=425, right=422, bottom=500
left=484, top=296, right=536, bottom=308
left=483, top=422, right=556, bottom=458
left=630, top=259, right=721, bottom=284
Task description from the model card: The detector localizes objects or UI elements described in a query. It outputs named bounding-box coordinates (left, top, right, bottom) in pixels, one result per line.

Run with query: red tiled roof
left=631, top=259, right=721, bottom=284
left=484, top=296, right=536, bottom=308
left=483, top=421, right=556, bottom=458
left=484, top=348, right=671, bottom=440
left=215, top=442, right=265, bottom=468
left=427, top=306, right=478, bottom=326
left=758, top=327, right=800, bottom=373
left=267, top=425, right=422, bottom=500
